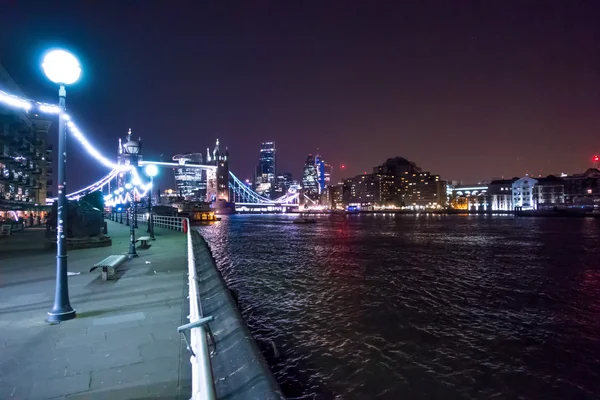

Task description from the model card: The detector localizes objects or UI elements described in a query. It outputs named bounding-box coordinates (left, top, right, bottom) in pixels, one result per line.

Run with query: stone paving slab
left=0, top=220, right=191, bottom=399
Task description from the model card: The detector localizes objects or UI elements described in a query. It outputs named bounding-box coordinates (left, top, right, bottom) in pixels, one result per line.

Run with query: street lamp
left=145, top=164, right=158, bottom=239
left=43, top=49, right=81, bottom=323
left=116, top=188, right=124, bottom=224
left=125, top=182, right=137, bottom=257
left=124, top=140, right=140, bottom=229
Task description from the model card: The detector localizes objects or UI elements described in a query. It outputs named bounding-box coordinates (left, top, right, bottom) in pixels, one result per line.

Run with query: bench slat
left=93, top=254, right=127, bottom=268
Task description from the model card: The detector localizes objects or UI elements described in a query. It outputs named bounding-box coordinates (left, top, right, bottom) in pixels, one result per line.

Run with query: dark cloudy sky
left=1, top=0, right=599, bottom=190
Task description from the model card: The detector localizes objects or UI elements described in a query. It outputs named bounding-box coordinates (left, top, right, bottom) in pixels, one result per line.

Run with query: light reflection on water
left=197, top=214, right=600, bottom=399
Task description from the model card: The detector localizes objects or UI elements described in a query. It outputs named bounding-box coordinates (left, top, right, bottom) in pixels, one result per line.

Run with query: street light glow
left=145, top=164, right=159, bottom=177
left=42, top=50, right=81, bottom=85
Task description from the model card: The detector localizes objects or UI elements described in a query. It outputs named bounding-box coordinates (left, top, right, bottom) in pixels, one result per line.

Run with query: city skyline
left=0, top=2, right=599, bottom=191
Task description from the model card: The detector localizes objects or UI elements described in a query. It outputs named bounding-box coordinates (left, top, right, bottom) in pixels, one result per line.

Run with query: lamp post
left=123, top=139, right=140, bottom=257
left=43, top=49, right=81, bottom=323
left=145, top=164, right=158, bottom=240
left=125, top=183, right=137, bottom=257
left=116, top=188, right=123, bottom=223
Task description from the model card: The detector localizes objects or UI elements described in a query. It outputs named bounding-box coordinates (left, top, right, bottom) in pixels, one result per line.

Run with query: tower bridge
left=0, top=86, right=300, bottom=211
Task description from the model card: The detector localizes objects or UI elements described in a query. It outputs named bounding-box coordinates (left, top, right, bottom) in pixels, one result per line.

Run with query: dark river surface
left=197, top=214, right=600, bottom=399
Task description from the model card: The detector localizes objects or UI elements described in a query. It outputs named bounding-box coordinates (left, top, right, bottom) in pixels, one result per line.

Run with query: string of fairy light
left=0, top=89, right=149, bottom=205
left=1, top=88, right=301, bottom=207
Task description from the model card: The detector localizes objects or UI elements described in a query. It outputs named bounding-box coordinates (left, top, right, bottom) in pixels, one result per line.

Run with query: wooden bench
left=89, top=255, right=127, bottom=281
left=135, top=236, right=152, bottom=249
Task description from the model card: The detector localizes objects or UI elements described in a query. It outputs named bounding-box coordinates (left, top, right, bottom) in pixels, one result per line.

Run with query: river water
left=197, top=214, right=600, bottom=399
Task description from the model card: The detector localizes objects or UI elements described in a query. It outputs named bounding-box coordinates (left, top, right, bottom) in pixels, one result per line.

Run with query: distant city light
left=594, top=155, right=599, bottom=162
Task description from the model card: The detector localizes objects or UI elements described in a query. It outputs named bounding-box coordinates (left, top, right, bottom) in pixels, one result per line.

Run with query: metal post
left=120, top=209, right=123, bottom=224
left=126, top=208, right=130, bottom=226
left=128, top=191, right=138, bottom=258
left=134, top=198, right=138, bottom=228
left=148, top=178, right=155, bottom=239
left=48, top=85, right=76, bottom=323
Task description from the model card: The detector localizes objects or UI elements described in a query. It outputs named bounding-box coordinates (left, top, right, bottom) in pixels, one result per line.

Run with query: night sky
left=1, top=1, right=599, bottom=191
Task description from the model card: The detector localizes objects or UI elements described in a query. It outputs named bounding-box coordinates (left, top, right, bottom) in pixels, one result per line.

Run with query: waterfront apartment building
left=533, top=176, right=564, bottom=209
left=563, top=168, right=600, bottom=208
left=336, top=157, right=446, bottom=209
left=449, top=184, right=490, bottom=210
left=0, top=64, right=52, bottom=209
left=454, top=175, right=565, bottom=211
left=489, top=179, right=515, bottom=211
left=273, top=172, right=292, bottom=198
left=342, top=173, right=395, bottom=207
left=403, top=171, right=446, bottom=208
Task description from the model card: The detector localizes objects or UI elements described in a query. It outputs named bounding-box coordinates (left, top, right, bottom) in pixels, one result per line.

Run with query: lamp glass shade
left=42, top=50, right=82, bottom=85
left=124, top=141, right=140, bottom=154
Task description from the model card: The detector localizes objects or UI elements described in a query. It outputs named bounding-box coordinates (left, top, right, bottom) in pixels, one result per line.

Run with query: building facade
left=0, top=64, right=52, bottom=209
left=302, top=154, right=319, bottom=200
left=341, top=173, right=394, bottom=208
left=533, top=176, right=564, bottom=209
left=488, top=179, right=515, bottom=211
left=254, top=141, right=276, bottom=198
left=172, top=153, right=206, bottom=200
left=563, top=168, right=600, bottom=208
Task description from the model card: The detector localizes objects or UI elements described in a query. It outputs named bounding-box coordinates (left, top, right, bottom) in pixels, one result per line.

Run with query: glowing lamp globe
left=42, top=50, right=81, bottom=85
left=145, top=164, right=158, bottom=177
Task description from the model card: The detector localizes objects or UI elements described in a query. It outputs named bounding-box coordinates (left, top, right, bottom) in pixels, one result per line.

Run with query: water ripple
left=198, top=214, right=600, bottom=399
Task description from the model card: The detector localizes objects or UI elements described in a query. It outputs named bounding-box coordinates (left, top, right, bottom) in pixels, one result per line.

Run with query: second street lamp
left=145, top=164, right=158, bottom=240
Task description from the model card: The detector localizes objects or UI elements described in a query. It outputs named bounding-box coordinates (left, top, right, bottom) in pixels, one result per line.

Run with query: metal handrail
left=135, top=214, right=184, bottom=232
left=184, top=217, right=217, bottom=400
left=132, top=214, right=216, bottom=398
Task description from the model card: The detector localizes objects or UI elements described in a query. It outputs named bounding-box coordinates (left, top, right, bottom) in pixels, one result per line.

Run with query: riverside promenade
left=0, top=220, right=191, bottom=399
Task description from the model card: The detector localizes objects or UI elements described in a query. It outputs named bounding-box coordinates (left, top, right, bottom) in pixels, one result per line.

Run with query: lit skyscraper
left=302, top=154, right=319, bottom=200
left=254, top=141, right=276, bottom=198
left=173, top=153, right=206, bottom=200
left=315, top=154, right=332, bottom=194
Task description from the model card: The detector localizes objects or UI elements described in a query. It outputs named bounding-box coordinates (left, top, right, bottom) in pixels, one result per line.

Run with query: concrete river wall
left=191, top=230, right=284, bottom=399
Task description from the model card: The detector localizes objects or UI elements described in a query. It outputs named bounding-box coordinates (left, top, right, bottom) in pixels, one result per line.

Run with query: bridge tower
left=205, top=139, right=229, bottom=203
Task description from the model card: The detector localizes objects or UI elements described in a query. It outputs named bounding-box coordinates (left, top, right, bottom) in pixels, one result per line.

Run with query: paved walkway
left=0, top=220, right=191, bottom=399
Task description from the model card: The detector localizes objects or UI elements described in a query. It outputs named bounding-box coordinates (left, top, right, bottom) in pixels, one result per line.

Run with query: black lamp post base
left=47, top=308, right=76, bottom=323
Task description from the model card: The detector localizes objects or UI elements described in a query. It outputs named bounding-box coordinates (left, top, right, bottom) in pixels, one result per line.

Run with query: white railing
left=185, top=220, right=217, bottom=400
left=131, top=213, right=216, bottom=398
left=134, top=214, right=185, bottom=232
